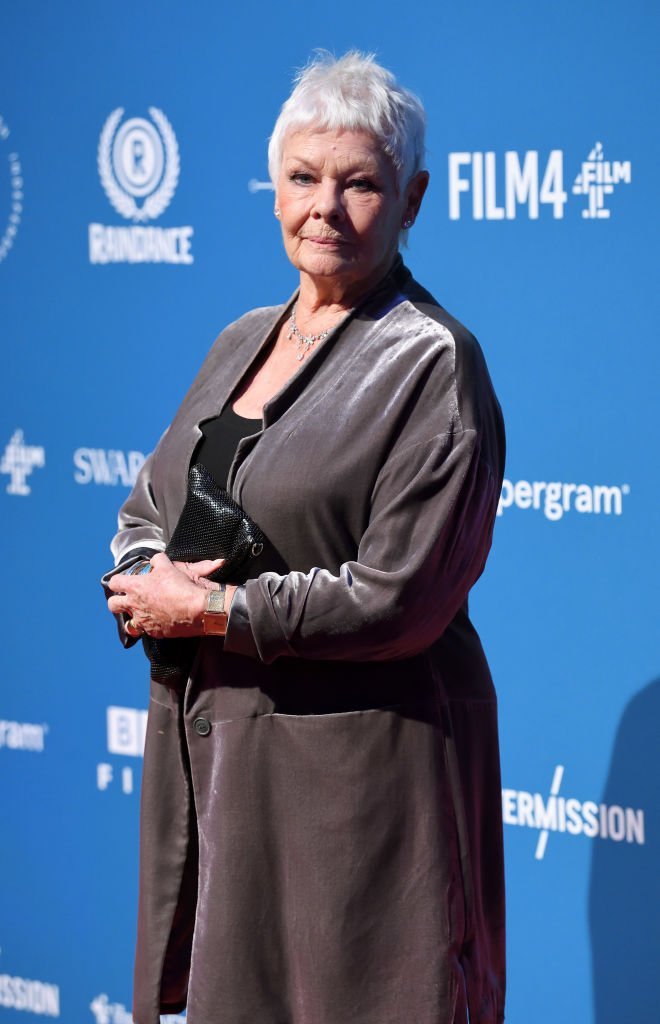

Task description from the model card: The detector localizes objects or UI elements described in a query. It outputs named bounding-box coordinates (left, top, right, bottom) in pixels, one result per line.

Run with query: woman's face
left=276, top=127, right=426, bottom=300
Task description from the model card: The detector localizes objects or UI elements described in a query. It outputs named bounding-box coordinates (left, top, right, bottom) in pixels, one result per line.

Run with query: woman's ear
left=403, top=170, right=430, bottom=228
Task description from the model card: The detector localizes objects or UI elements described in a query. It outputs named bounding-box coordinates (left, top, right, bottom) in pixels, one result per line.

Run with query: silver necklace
left=287, top=304, right=334, bottom=361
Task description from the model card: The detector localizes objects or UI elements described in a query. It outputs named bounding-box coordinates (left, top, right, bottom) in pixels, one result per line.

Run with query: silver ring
left=128, top=560, right=153, bottom=576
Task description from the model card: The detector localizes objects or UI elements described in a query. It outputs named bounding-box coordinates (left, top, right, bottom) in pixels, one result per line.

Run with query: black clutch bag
left=143, top=463, right=265, bottom=685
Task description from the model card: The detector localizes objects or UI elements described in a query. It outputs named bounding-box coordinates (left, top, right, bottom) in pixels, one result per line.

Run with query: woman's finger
left=191, top=558, right=225, bottom=578
left=107, top=594, right=131, bottom=615
left=107, top=573, right=129, bottom=593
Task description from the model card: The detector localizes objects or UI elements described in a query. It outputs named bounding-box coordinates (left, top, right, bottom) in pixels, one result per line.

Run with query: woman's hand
left=172, top=558, right=225, bottom=589
left=107, top=553, right=223, bottom=639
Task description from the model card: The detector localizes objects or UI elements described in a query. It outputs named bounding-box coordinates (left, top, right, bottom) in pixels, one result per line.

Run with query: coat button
left=193, top=717, right=211, bottom=736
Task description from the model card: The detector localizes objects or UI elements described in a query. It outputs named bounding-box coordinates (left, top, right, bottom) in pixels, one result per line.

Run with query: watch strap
left=202, top=585, right=228, bottom=636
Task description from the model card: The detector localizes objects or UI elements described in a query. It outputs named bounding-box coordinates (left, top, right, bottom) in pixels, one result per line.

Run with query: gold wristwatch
left=201, top=586, right=228, bottom=636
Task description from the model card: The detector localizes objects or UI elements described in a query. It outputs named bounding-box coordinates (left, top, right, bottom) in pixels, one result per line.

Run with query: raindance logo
left=447, top=141, right=631, bottom=220
left=89, top=107, right=193, bottom=265
left=1, top=430, right=45, bottom=496
left=0, top=114, right=23, bottom=263
left=90, top=994, right=185, bottom=1023
left=502, top=765, right=645, bottom=860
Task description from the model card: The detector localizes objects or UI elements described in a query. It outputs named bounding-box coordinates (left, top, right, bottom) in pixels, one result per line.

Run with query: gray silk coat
left=103, top=258, right=506, bottom=1024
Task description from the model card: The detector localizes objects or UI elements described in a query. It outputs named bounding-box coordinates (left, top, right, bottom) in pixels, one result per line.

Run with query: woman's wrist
left=201, top=585, right=228, bottom=635
left=199, top=584, right=238, bottom=637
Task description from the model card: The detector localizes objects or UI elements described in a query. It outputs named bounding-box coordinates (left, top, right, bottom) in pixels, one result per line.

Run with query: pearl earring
left=274, top=207, right=281, bottom=218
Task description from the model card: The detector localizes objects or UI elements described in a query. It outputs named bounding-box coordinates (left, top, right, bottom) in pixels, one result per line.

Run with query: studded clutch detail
left=143, top=463, right=265, bottom=685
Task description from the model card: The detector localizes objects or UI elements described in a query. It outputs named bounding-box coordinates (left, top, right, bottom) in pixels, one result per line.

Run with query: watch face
left=207, top=588, right=226, bottom=614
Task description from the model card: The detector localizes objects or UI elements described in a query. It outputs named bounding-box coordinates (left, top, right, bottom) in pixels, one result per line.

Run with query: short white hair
left=268, top=51, right=427, bottom=192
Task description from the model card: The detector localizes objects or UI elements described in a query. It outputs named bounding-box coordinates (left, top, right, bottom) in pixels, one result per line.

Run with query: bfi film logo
left=448, top=141, right=631, bottom=220
left=89, top=107, right=194, bottom=265
left=97, top=706, right=147, bottom=796
left=1, top=429, right=45, bottom=496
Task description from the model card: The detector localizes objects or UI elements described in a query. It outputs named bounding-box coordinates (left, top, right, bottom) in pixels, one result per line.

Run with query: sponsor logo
left=0, top=114, right=23, bottom=263
left=107, top=706, right=147, bottom=756
left=497, top=478, right=630, bottom=520
left=448, top=142, right=631, bottom=220
left=0, top=719, right=48, bottom=752
left=0, top=975, right=60, bottom=1017
left=572, top=141, right=632, bottom=219
left=90, top=994, right=184, bottom=1024
left=89, top=107, right=193, bottom=264
left=97, top=706, right=148, bottom=796
left=503, top=765, right=645, bottom=860
left=1, top=430, right=45, bottom=496
left=73, top=447, right=145, bottom=487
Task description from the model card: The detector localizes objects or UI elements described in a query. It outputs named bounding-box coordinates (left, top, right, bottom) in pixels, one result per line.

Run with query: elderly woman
left=105, top=52, right=506, bottom=1024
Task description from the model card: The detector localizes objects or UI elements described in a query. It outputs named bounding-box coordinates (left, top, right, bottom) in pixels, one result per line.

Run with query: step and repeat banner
left=1, top=2, right=657, bottom=1022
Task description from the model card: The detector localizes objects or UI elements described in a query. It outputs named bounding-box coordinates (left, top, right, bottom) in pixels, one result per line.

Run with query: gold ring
left=127, top=618, right=142, bottom=634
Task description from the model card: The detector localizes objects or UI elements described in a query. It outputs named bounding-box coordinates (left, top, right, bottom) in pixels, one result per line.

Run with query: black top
left=193, top=404, right=261, bottom=488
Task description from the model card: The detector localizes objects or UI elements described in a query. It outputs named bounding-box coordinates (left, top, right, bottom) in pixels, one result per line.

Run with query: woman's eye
left=290, top=173, right=314, bottom=185
left=349, top=178, right=377, bottom=192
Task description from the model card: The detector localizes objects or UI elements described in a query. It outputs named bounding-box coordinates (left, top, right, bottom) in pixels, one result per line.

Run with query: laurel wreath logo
left=97, top=107, right=180, bottom=223
left=0, top=114, right=23, bottom=264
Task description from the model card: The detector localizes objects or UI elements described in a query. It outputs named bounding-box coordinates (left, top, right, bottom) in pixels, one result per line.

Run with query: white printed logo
left=98, top=107, right=179, bottom=223
left=503, top=765, right=645, bottom=860
left=572, top=141, right=632, bottom=219
left=97, top=706, right=148, bottom=797
left=497, top=477, right=630, bottom=520
left=90, top=995, right=131, bottom=1024
left=0, top=975, right=60, bottom=1017
left=0, top=114, right=23, bottom=263
left=247, top=178, right=275, bottom=194
left=0, top=719, right=48, bottom=752
left=90, top=993, right=185, bottom=1024
left=73, top=447, right=145, bottom=487
left=1, top=430, right=45, bottom=496
left=90, top=107, right=193, bottom=264
left=107, top=706, right=147, bottom=756
left=448, top=142, right=631, bottom=220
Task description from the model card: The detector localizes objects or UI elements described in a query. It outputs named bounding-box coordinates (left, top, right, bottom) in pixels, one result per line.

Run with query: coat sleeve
left=224, top=424, right=501, bottom=663
left=100, top=444, right=168, bottom=648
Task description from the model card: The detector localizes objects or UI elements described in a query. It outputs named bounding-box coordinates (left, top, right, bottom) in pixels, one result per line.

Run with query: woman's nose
left=311, top=181, right=344, bottom=221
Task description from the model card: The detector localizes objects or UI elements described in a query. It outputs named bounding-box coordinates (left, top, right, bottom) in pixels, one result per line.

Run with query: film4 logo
left=1, top=429, right=45, bottom=496
left=448, top=141, right=631, bottom=220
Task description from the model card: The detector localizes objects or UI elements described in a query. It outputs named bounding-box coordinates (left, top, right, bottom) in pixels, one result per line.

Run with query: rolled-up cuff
left=223, top=585, right=260, bottom=659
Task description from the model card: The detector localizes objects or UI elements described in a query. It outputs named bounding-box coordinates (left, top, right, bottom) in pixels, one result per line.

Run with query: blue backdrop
left=1, top=2, right=658, bottom=1022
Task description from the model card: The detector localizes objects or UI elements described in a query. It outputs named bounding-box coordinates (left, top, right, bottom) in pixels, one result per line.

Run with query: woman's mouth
left=303, top=236, right=346, bottom=246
